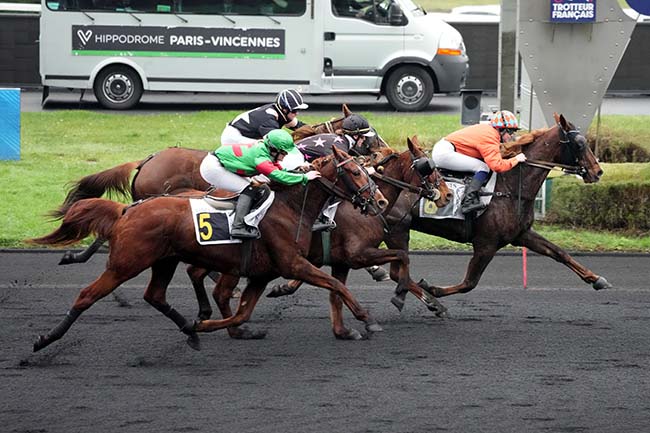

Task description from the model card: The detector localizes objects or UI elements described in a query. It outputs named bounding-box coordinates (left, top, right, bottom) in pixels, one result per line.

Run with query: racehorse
left=52, top=105, right=387, bottom=265
left=187, top=137, right=453, bottom=329
left=30, top=148, right=389, bottom=352
left=382, top=113, right=611, bottom=304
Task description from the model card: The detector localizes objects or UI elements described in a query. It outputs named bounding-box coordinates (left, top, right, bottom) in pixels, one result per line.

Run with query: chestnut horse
left=30, top=148, right=388, bottom=352
left=187, top=137, right=453, bottom=329
left=53, top=105, right=386, bottom=265
left=383, top=114, right=611, bottom=305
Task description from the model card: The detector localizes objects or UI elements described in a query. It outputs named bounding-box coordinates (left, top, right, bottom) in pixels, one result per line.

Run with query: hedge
left=545, top=179, right=650, bottom=231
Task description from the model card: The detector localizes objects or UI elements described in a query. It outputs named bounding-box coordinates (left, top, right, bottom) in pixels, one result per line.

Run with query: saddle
left=419, top=171, right=497, bottom=220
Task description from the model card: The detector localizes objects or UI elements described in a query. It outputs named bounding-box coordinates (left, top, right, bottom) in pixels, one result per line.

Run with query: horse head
left=312, top=146, right=388, bottom=216
left=553, top=113, right=603, bottom=183
left=511, top=113, right=603, bottom=184
left=367, top=137, right=451, bottom=208
left=407, top=136, right=451, bottom=207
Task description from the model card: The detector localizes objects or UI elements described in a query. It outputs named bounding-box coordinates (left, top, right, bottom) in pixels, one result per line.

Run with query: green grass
left=1, top=111, right=648, bottom=251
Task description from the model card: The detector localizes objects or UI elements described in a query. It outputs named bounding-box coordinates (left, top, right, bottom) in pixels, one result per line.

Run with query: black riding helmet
left=413, top=158, right=435, bottom=176
left=342, top=114, right=375, bottom=137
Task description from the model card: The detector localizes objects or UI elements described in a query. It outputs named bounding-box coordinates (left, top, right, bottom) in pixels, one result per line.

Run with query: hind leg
left=59, top=237, right=106, bottom=265
left=186, top=265, right=213, bottom=320
left=212, top=274, right=266, bottom=339
left=194, top=278, right=268, bottom=333
left=144, top=259, right=201, bottom=350
left=33, top=269, right=130, bottom=352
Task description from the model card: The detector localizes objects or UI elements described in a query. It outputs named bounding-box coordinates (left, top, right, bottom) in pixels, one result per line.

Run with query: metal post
left=499, top=0, right=518, bottom=112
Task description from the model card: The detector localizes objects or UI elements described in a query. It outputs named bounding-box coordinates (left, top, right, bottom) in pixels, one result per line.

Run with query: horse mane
left=501, top=127, right=551, bottom=157
left=291, top=125, right=318, bottom=141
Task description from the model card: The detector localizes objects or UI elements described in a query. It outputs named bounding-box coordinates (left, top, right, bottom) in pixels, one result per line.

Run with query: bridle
left=315, top=156, right=380, bottom=215
left=524, top=124, right=589, bottom=177
left=370, top=152, right=442, bottom=202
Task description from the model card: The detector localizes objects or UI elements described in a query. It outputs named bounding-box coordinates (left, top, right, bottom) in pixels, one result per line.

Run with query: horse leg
left=186, top=265, right=213, bottom=320
left=266, top=279, right=303, bottom=298
left=59, top=237, right=106, bottom=265
left=33, top=269, right=129, bottom=352
left=328, top=265, right=367, bottom=340
left=194, top=278, right=267, bottom=333
left=288, top=257, right=382, bottom=334
left=143, top=259, right=201, bottom=350
left=212, top=273, right=267, bottom=339
left=420, top=246, right=498, bottom=298
left=513, top=229, right=612, bottom=290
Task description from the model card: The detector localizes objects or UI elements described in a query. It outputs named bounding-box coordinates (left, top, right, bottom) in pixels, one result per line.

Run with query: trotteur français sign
left=550, top=0, right=596, bottom=23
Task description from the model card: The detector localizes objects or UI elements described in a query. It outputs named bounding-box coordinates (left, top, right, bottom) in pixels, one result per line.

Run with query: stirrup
left=461, top=200, right=486, bottom=214
left=230, top=225, right=260, bottom=239
left=311, top=219, right=337, bottom=232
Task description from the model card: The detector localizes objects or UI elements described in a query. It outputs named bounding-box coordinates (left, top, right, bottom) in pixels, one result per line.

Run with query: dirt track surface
left=1, top=251, right=649, bottom=433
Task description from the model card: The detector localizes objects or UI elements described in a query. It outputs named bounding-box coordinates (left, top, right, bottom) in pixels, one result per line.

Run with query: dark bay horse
left=53, top=105, right=386, bottom=265
left=30, top=148, right=389, bottom=352
left=383, top=114, right=611, bottom=304
left=188, top=137, right=453, bottom=328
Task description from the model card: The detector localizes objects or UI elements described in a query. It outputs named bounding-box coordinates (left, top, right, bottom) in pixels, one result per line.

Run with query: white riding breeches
left=200, top=153, right=251, bottom=193
left=220, top=124, right=258, bottom=146
left=431, top=139, right=488, bottom=173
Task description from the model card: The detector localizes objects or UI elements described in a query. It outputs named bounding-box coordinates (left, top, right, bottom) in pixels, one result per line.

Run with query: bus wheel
left=94, top=66, right=143, bottom=110
left=385, top=66, right=434, bottom=112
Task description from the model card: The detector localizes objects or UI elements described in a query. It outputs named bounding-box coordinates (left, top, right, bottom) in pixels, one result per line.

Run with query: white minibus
left=40, top=0, right=468, bottom=110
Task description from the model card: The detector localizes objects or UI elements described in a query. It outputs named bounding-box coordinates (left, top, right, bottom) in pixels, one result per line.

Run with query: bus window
left=332, top=0, right=395, bottom=25
left=178, top=0, right=305, bottom=16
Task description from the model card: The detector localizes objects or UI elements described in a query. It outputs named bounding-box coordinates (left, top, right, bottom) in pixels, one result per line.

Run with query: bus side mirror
left=389, top=3, right=405, bottom=26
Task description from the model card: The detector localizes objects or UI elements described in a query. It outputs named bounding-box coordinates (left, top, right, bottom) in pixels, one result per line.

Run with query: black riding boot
left=230, top=187, right=260, bottom=239
left=461, top=176, right=487, bottom=214
left=312, top=214, right=337, bottom=232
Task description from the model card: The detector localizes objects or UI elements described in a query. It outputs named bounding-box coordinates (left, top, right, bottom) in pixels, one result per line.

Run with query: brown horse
left=53, top=105, right=386, bottom=264
left=30, top=148, right=389, bottom=352
left=187, top=137, right=453, bottom=328
left=383, top=114, right=611, bottom=305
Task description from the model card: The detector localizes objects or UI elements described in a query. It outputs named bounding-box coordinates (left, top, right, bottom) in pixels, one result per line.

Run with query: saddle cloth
left=419, top=172, right=497, bottom=220
left=189, top=191, right=275, bottom=245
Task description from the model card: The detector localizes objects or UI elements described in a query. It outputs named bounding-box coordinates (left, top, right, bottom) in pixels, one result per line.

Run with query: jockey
left=431, top=110, right=527, bottom=214
left=221, top=89, right=309, bottom=171
left=221, top=89, right=309, bottom=146
left=211, top=129, right=321, bottom=239
left=340, top=113, right=377, bottom=156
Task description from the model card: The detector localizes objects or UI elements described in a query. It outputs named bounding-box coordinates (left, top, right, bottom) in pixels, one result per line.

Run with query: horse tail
left=30, top=199, right=126, bottom=247
left=50, top=161, right=141, bottom=219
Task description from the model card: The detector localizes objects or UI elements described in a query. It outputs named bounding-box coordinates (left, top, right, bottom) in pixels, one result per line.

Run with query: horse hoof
left=593, top=276, right=613, bottom=291
left=335, top=328, right=363, bottom=340
left=229, top=325, right=267, bottom=340
left=390, top=296, right=405, bottom=312
left=266, top=284, right=285, bottom=298
left=186, top=333, right=201, bottom=351
left=58, top=252, right=75, bottom=266
left=198, top=311, right=212, bottom=321
left=366, top=322, right=384, bottom=333
left=33, top=335, right=48, bottom=352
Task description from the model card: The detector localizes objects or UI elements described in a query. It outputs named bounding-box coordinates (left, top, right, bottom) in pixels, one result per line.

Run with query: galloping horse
left=53, top=105, right=386, bottom=265
left=383, top=114, right=610, bottom=304
left=30, top=148, right=389, bottom=352
left=188, top=137, right=453, bottom=329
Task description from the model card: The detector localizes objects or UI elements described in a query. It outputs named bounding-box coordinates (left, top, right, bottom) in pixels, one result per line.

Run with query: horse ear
left=559, top=114, right=568, bottom=129
left=342, top=104, right=352, bottom=117
left=553, top=112, right=560, bottom=124
left=331, top=144, right=343, bottom=160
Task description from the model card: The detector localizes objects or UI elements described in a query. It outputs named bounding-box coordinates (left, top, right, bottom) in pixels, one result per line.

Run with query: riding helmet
left=275, top=89, right=309, bottom=112
left=342, top=114, right=376, bottom=137
left=490, top=110, right=519, bottom=130
left=264, top=129, right=295, bottom=154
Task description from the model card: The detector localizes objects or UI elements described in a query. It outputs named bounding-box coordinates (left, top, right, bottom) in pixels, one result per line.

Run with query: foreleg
left=513, top=228, right=612, bottom=290
left=211, top=273, right=267, bottom=339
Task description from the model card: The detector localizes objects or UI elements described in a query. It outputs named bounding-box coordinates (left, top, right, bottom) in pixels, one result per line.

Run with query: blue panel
left=0, top=88, right=21, bottom=160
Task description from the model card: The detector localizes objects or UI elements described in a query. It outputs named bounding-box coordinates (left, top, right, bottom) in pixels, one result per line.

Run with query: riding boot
left=461, top=176, right=487, bottom=214
left=311, top=213, right=337, bottom=232
left=230, top=188, right=260, bottom=239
